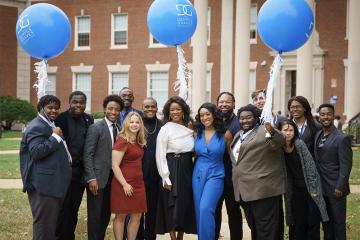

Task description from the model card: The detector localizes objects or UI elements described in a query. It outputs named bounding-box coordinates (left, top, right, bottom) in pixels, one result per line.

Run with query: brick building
left=0, top=0, right=359, bottom=121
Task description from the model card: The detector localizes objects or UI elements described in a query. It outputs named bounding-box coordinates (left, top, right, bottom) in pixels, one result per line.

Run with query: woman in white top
left=155, top=96, right=196, bottom=240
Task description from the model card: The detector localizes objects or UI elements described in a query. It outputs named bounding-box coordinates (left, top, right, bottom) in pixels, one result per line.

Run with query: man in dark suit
left=315, top=104, right=352, bottom=240
left=215, top=92, right=243, bottom=240
left=55, top=91, right=94, bottom=240
left=20, top=95, right=72, bottom=240
left=83, top=94, right=123, bottom=240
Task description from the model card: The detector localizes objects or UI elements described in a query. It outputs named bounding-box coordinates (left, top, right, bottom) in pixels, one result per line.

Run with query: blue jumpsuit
left=192, top=132, right=226, bottom=240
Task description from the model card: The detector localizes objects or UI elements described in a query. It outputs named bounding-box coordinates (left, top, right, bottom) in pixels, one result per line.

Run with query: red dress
left=111, top=137, right=147, bottom=213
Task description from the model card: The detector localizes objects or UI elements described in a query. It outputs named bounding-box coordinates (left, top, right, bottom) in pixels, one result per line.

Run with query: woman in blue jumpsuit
left=192, top=103, right=233, bottom=240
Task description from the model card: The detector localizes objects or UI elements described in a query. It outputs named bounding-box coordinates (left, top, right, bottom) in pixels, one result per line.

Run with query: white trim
left=343, top=58, right=348, bottom=115
left=71, top=63, right=94, bottom=73
left=107, top=63, right=130, bottom=94
left=110, top=13, right=128, bottom=49
left=345, top=0, right=349, bottom=40
left=0, top=0, right=26, bottom=8
left=47, top=66, right=58, bottom=74
left=146, top=70, right=169, bottom=110
left=250, top=3, right=258, bottom=44
left=145, top=62, right=171, bottom=72
left=74, top=15, right=91, bottom=51
left=71, top=72, right=92, bottom=111
left=148, top=34, right=168, bottom=48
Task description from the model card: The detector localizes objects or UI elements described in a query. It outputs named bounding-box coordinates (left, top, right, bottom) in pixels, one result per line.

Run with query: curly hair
left=162, top=96, right=192, bottom=126
left=236, top=104, right=262, bottom=127
left=287, top=96, right=317, bottom=134
left=37, top=95, right=61, bottom=112
left=194, top=103, right=225, bottom=138
left=102, top=94, right=124, bottom=110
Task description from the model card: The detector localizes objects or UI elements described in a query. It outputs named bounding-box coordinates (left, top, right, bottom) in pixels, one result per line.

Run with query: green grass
left=0, top=189, right=114, bottom=240
left=0, top=154, right=20, bottom=179
left=0, top=139, right=20, bottom=151
left=350, top=150, right=360, bottom=184
left=2, top=130, right=22, bottom=138
left=347, top=194, right=360, bottom=239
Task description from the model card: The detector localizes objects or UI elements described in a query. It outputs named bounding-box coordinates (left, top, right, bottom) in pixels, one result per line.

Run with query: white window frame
left=149, top=34, right=168, bottom=48
left=249, top=61, right=258, bottom=102
left=46, top=66, right=58, bottom=96
left=145, top=63, right=171, bottom=110
left=71, top=63, right=93, bottom=111
left=111, top=13, right=128, bottom=49
left=250, top=4, right=257, bottom=44
left=74, top=15, right=91, bottom=51
left=107, top=63, right=130, bottom=94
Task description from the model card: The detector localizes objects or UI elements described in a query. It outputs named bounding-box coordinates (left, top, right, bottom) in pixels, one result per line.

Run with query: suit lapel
left=236, top=127, right=258, bottom=166
left=322, top=127, right=338, bottom=150
left=101, top=119, right=113, bottom=150
left=314, top=130, right=321, bottom=161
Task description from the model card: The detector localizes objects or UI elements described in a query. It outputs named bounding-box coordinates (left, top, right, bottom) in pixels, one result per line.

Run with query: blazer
left=19, top=116, right=71, bottom=198
left=83, top=119, right=119, bottom=189
left=284, top=139, right=329, bottom=225
left=314, top=126, right=352, bottom=197
left=231, top=125, right=286, bottom=202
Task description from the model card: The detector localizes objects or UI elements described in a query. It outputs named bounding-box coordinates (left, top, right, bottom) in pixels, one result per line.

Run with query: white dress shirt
left=104, top=117, right=119, bottom=147
left=156, top=122, right=194, bottom=186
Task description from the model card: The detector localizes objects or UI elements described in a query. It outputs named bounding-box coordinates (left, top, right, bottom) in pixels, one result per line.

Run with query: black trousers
left=138, top=179, right=159, bottom=240
left=215, top=179, right=243, bottom=240
left=243, top=195, right=281, bottom=240
left=322, top=195, right=347, bottom=240
left=28, top=190, right=63, bottom=240
left=86, top=177, right=112, bottom=240
left=289, top=186, right=321, bottom=240
left=56, top=167, right=85, bottom=240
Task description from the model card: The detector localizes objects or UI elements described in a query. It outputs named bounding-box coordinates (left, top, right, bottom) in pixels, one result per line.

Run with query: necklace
left=145, top=119, right=158, bottom=135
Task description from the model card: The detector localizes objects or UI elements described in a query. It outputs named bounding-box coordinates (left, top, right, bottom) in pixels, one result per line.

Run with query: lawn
left=350, top=149, right=360, bottom=184
left=0, top=139, right=20, bottom=151
left=0, top=154, right=20, bottom=179
left=2, top=130, right=22, bottom=138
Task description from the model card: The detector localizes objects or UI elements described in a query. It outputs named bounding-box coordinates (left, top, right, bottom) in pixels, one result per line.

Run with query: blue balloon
left=257, top=0, right=314, bottom=52
left=16, top=3, right=71, bottom=60
left=147, top=0, right=197, bottom=46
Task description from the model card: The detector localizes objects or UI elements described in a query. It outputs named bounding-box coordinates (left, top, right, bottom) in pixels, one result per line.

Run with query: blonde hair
left=119, top=112, right=146, bottom=147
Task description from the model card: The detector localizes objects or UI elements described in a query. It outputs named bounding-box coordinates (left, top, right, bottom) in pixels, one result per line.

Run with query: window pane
left=250, top=5, right=257, bottom=39
left=78, top=17, right=90, bottom=32
left=115, top=31, right=127, bottom=45
left=114, top=14, right=127, bottom=30
left=46, top=74, right=56, bottom=96
left=78, top=33, right=90, bottom=47
left=150, top=72, right=168, bottom=108
left=112, top=72, right=128, bottom=94
left=75, top=73, right=91, bottom=110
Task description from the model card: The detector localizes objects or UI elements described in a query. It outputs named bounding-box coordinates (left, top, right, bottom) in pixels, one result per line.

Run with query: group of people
left=19, top=87, right=352, bottom=240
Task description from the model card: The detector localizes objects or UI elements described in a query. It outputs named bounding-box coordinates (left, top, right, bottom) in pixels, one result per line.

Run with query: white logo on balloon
left=17, top=14, right=34, bottom=44
left=176, top=4, right=193, bottom=27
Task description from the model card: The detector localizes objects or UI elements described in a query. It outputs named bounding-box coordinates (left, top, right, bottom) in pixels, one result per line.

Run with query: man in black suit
left=20, top=95, right=72, bottom=240
left=83, top=94, right=123, bottom=240
left=55, top=91, right=94, bottom=240
left=315, top=104, right=352, bottom=240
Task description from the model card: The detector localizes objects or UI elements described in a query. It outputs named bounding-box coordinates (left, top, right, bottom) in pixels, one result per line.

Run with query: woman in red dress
left=111, top=112, right=147, bottom=240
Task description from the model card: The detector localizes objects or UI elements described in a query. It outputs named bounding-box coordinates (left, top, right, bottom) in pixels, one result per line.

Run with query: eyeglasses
left=289, top=105, right=303, bottom=110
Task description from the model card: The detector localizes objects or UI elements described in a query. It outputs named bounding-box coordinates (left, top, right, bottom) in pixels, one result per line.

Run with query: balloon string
left=260, top=53, right=283, bottom=124
left=174, top=45, right=191, bottom=101
left=33, top=59, right=49, bottom=101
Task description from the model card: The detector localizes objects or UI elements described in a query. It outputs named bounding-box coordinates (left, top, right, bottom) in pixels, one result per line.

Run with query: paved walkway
left=0, top=150, right=19, bottom=154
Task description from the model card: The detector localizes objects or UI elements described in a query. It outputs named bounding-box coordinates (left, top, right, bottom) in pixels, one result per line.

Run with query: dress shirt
left=104, top=117, right=118, bottom=146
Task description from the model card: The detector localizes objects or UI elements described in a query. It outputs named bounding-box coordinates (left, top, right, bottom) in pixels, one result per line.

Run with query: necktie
left=112, top=123, right=118, bottom=143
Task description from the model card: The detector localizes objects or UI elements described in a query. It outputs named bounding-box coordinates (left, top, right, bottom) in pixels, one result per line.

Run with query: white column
left=296, top=0, right=315, bottom=104
left=346, top=0, right=360, bottom=120
left=234, top=0, right=250, bottom=108
left=192, top=0, right=208, bottom=111
left=220, top=0, right=234, bottom=92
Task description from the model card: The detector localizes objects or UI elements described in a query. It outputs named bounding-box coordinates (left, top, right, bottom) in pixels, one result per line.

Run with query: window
left=149, top=33, right=167, bottom=48
left=74, top=73, right=91, bottom=110
left=250, top=4, right=257, bottom=43
left=111, top=72, right=128, bottom=94
left=149, top=72, right=168, bottom=108
left=249, top=69, right=256, bottom=102
left=206, top=70, right=211, bottom=102
left=46, top=73, right=56, bottom=96
left=75, top=16, right=90, bottom=49
left=112, top=14, right=128, bottom=48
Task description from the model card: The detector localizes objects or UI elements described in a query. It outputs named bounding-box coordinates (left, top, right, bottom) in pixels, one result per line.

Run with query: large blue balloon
left=258, top=0, right=314, bottom=52
left=147, top=0, right=197, bottom=46
left=16, top=3, right=71, bottom=60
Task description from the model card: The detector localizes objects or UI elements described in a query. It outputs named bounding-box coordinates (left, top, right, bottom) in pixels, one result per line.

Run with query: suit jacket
left=83, top=119, right=119, bottom=189
left=19, top=116, right=71, bottom=198
left=231, top=125, right=286, bottom=202
left=314, top=126, right=352, bottom=197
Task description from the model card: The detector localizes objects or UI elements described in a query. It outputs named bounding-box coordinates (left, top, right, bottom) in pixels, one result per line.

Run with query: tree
left=0, top=96, right=37, bottom=130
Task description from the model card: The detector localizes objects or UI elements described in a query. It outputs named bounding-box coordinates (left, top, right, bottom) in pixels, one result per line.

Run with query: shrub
left=92, top=111, right=105, bottom=119
left=0, top=96, right=37, bottom=130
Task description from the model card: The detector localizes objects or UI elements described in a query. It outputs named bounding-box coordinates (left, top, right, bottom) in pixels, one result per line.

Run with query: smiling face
left=199, top=107, right=214, bottom=128
left=217, top=94, right=235, bottom=114
left=119, top=88, right=134, bottom=109
left=104, top=101, right=121, bottom=123
left=281, top=123, right=295, bottom=142
left=129, top=114, right=141, bottom=134
left=319, top=107, right=335, bottom=128
left=289, top=100, right=305, bottom=120
left=40, top=101, right=60, bottom=121
left=142, top=99, right=158, bottom=119
left=252, top=92, right=266, bottom=110
left=239, top=110, right=256, bottom=131
left=169, top=102, right=184, bottom=124
left=69, top=94, right=86, bottom=116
